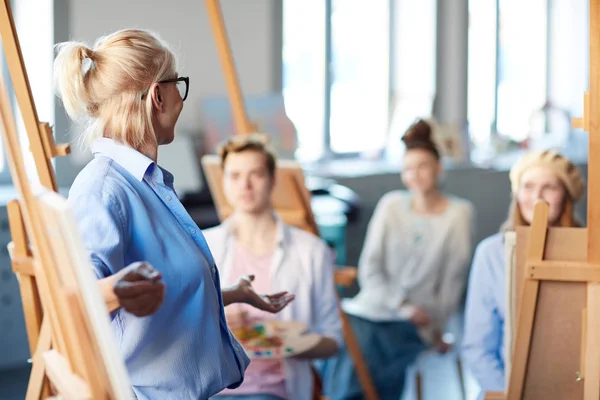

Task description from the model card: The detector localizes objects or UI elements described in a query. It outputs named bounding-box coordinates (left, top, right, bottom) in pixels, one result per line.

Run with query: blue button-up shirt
left=67, top=138, right=250, bottom=400
left=461, top=232, right=506, bottom=397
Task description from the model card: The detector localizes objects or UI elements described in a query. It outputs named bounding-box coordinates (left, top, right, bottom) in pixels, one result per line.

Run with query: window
left=387, top=0, right=437, bottom=159
left=546, top=0, right=588, bottom=136
left=282, top=0, right=326, bottom=161
left=0, top=0, right=55, bottom=187
left=328, top=0, right=389, bottom=154
left=467, top=0, right=588, bottom=152
left=467, top=0, right=497, bottom=148
left=283, top=0, right=391, bottom=161
left=496, top=0, right=547, bottom=142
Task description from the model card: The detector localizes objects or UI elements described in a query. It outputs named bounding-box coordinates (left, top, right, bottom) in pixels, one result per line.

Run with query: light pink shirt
left=204, top=216, right=344, bottom=400
left=219, top=241, right=287, bottom=399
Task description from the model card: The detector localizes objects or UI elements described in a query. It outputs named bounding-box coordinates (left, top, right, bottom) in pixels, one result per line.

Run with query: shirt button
left=166, top=195, right=172, bottom=201
left=212, top=267, right=216, bottom=274
left=190, top=228, right=196, bottom=234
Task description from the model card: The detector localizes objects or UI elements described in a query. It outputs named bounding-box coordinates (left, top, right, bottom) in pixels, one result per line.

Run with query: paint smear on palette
left=234, top=323, right=286, bottom=358
left=231, top=320, right=316, bottom=359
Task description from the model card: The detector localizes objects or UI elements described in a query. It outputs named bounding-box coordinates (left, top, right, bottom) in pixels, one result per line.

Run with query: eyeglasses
left=157, top=76, right=190, bottom=101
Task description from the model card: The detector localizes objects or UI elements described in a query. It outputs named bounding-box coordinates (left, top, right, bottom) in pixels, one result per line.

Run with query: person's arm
left=433, top=204, right=476, bottom=333
left=461, top=241, right=506, bottom=392
left=294, top=337, right=338, bottom=360
left=357, top=195, right=405, bottom=309
left=70, top=192, right=165, bottom=317
left=221, top=286, right=244, bottom=306
left=294, top=242, right=343, bottom=359
left=221, top=275, right=295, bottom=312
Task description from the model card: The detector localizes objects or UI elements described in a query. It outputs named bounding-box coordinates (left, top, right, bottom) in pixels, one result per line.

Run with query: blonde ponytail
left=53, top=29, right=177, bottom=150
left=53, top=42, right=94, bottom=120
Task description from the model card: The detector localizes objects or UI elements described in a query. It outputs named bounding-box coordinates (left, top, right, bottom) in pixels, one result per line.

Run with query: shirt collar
left=92, top=137, right=154, bottom=182
left=222, top=212, right=287, bottom=247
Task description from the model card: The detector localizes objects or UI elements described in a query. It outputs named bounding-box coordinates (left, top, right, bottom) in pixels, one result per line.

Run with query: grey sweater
left=342, top=190, right=475, bottom=344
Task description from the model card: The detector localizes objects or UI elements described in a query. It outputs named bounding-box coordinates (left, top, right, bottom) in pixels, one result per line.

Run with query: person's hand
left=410, top=306, right=431, bottom=327
left=436, top=340, right=452, bottom=354
left=113, top=262, right=165, bottom=317
left=236, top=275, right=295, bottom=313
left=434, top=331, right=453, bottom=354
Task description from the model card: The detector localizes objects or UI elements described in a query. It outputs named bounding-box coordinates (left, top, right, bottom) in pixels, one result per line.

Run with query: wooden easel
left=1, top=1, right=123, bottom=398
left=0, top=25, right=132, bottom=400
left=203, top=1, right=377, bottom=399
left=0, top=0, right=69, bottom=397
left=486, top=0, right=600, bottom=398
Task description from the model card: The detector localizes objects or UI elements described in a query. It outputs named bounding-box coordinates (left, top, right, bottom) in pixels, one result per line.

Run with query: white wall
left=54, top=0, right=282, bottom=186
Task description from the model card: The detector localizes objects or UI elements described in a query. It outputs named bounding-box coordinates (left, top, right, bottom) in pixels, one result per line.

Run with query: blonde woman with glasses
left=53, top=29, right=294, bottom=399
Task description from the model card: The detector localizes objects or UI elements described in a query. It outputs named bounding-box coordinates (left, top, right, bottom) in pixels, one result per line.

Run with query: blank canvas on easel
left=36, top=188, right=133, bottom=400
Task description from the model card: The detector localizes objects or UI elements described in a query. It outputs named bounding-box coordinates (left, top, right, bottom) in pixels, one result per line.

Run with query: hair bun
left=402, top=119, right=433, bottom=146
left=400, top=119, right=440, bottom=159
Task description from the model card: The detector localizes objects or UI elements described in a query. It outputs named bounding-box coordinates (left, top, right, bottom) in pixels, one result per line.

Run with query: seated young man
left=204, top=134, right=343, bottom=400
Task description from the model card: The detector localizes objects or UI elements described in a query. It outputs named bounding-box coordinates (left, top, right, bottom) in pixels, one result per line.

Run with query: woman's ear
left=149, top=83, right=164, bottom=112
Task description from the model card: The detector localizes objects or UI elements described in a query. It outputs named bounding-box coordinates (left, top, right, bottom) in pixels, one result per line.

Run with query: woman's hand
left=113, top=262, right=165, bottom=317
left=236, top=275, right=295, bottom=313
left=409, top=306, right=431, bottom=327
left=434, top=331, right=452, bottom=354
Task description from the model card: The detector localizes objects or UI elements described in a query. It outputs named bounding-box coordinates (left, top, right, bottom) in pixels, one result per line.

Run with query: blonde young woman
left=461, top=150, right=585, bottom=397
left=53, top=29, right=294, bottom=399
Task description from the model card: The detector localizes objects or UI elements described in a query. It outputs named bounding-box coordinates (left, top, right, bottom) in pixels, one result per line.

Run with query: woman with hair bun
left=329, top=119, right=475, bottom=400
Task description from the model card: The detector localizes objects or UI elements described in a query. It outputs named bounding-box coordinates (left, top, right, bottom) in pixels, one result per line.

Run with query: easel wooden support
left=0, top=0, right=70, bottom=397
left=486, top=0, right=600, bottom=398
left=1, top=1, right=124, bottom=398
left=0, top=37, right=133, bottom=400
left=203, top=1, right=377, bottom=399
left=0, top=0, right=133, bottom=396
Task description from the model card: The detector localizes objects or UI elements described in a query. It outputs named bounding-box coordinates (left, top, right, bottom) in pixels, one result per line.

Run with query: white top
left=342, top=190, right=475, bottom=343
left=203, top=216, right=343, bottom=400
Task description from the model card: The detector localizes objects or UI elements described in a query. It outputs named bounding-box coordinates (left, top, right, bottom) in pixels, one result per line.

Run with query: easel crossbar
left=527, top=261, right=600, bottom=282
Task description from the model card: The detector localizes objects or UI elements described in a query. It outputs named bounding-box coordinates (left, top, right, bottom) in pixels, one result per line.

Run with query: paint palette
left=231, top=320, right=320, bottom=359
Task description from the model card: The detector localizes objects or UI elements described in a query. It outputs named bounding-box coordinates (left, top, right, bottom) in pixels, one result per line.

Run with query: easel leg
left=507, top=202, right=549, bottom=400
left=15, top=274, right=43, bottom=352
left=8, top=199, right=51, bottom=399
left=8, top=200, right=44, bottom=352
left=416, top=370, right=423, bottom=400
left=339, top=311, right=379, bottom=400
left=584, top=283, right=600, bottom=399
left=25, top=317, right=51, bottom=400
left=456, top=357, right=466, bottom=400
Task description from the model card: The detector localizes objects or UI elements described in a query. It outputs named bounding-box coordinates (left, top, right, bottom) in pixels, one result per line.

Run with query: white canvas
left=36, top=188, right=133, bottom=400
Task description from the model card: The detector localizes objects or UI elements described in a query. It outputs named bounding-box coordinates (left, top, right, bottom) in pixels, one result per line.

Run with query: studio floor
left=0, top=314, right=483, bottom=400
left=0, top=355, right=482, bottom=400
